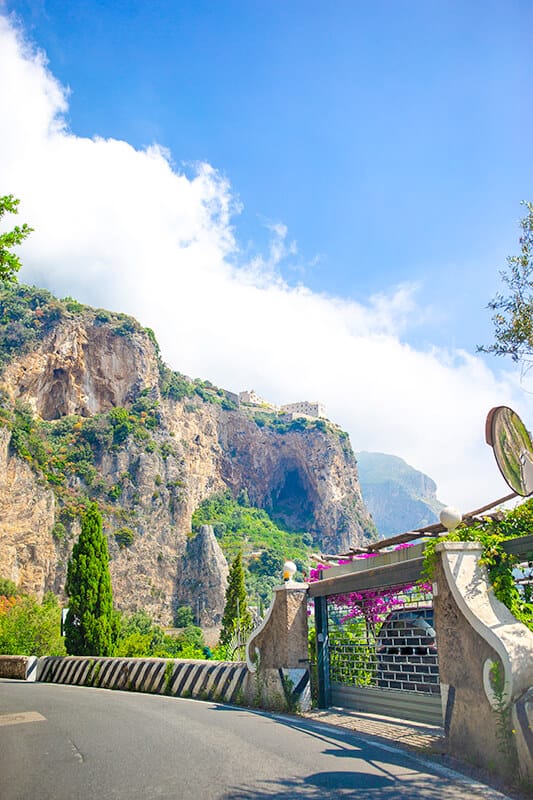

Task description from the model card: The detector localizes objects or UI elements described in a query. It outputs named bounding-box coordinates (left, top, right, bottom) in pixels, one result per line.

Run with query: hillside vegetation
left=192, top=491, right=312, bottom=605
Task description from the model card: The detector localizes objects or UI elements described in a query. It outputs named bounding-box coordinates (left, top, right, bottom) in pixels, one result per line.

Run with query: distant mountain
left=355, top=452, right=444, bottom=539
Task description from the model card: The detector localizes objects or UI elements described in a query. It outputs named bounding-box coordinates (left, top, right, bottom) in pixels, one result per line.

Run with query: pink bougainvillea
left=309, top=545, right=431, bottom=628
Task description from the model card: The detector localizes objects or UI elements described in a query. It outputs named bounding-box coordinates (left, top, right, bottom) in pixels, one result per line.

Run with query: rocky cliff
left=0, top=285, right=375, bottom=624
left=356, top=451, right=444, bottom=537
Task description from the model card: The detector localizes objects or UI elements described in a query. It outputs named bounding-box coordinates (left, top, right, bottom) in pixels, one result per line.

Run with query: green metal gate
left=326, top=586, right=441, bottom=725
left=311, top=551, right=442, bottom=726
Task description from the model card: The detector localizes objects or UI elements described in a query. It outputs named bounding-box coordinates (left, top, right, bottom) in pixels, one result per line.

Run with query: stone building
left=280, top=401, right=326, bottom=419
left=239, top=390, right=275, bottom=408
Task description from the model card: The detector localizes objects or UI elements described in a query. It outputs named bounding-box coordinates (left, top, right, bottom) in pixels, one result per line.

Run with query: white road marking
left=0, top=711, right=46, bottom=726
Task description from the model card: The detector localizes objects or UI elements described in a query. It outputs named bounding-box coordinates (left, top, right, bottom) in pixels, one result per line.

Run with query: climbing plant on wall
left=422, top=500, right=533, bottom=632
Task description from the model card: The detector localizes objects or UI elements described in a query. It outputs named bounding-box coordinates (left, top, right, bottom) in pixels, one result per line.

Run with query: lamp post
left=283, top=560, right=297, bottom=583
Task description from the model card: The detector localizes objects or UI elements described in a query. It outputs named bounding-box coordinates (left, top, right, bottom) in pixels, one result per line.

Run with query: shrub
left=159, top=367, right=195, bottom=401
left=0, top=284, right=65, bottom=370
left=62, top=297, right=84, bottom=314
left=0, top=577, right=19, bottom=598
left=108, top=483, right=123, bottom=500
left=115, top=318, right=138, bottom=337
left=0, top=592, right=65, bottom=656
left=108, top=407, right=132, bottom=445
left=51, top=522, right=67, bottom=541
left=115, top=631, right=153, bottom=657
left=180, top=625, right=204, bottom=649
left=249, top=548, right=284, bottom=578
left=114, top=527, right=135, bottom=548
left=174, top=605, right=194, bottom=627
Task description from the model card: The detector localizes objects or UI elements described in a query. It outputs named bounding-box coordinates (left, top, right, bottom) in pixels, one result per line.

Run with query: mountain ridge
left=356, top=451, right=444, bottom=537
left=0, top=282, right=376, bottom=623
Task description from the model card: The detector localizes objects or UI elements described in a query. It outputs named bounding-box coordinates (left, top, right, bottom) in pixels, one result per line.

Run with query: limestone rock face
left=0, top=428, right=56, bottom=600
left=176, top=525, right=229, bottom=626
left=0, top=301, right=375, bottom=624
left=216, top=414, right=370, bottom=553
left=1, top=317, right=160, bottom=419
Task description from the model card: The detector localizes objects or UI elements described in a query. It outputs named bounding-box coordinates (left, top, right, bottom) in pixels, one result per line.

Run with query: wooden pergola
left=308, top=491, right=533, bottom=709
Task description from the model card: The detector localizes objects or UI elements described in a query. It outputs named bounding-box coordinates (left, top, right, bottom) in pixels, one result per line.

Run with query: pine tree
left=220, top=552, right=253, bottom=648
left=65, top=503, right=115, bottom=656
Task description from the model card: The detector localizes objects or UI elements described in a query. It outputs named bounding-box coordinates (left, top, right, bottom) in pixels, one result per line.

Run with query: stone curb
left=0, top=655, right=38, bottom=681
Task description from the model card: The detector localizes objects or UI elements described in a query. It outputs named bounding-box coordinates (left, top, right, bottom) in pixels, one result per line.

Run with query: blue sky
left=9, top=1, right=533, bottom=346
left=1, top=2, right=533, bottom=509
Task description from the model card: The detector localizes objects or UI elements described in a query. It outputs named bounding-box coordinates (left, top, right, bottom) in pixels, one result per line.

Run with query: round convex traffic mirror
left=486, top=406, right=533, bottom=496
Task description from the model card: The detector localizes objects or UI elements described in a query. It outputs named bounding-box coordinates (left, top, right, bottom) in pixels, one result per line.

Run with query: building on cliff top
left=239, top=392, right=327, bottom=420
left=239, top=390, right=277, bottom=409
left=280, top=401, right=326, bottom=419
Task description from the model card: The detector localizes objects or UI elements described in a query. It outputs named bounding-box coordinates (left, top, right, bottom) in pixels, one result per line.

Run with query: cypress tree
left=220, top=552, right=253, bottom=648
left=65, top=503, right=115, bottom=656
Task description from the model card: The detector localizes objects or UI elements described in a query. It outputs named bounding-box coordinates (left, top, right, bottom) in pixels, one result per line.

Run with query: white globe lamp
left=440, top=506, right=462, bottom=532
left=283, top=560, right=297, bottom=582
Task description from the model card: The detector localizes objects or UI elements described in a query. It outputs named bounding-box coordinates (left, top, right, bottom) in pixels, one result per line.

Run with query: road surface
left=0, top=679, right=511, bottom=799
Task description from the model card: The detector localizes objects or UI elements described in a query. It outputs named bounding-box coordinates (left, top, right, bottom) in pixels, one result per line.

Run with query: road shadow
left=221, top=773, right=482, bottom=799
left=211, top=704, right=421, bottom=767
left=211, top=706, right=492, bottom=799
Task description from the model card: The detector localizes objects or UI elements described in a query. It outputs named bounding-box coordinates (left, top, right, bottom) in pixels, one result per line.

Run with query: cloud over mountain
left=1, top=13, right=530, bottom=511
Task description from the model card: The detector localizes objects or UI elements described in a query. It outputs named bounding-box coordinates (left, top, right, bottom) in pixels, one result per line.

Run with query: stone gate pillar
left=245, top=581, right=310, bottom=710
left=433, top=541, right=533, bottom=782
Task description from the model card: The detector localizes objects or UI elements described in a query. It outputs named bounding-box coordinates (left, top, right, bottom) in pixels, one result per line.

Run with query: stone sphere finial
left=440, top=506, right=462, bottom=531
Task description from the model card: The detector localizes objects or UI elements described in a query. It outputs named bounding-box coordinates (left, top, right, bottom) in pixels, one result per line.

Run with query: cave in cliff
left=268, top=465, right=315, bottom=532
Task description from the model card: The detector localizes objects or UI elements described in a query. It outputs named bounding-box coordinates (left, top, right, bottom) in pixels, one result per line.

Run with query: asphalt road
left=0, top=679, right=511, bottom=800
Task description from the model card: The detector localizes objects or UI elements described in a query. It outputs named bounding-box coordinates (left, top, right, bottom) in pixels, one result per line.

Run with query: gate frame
left=309, top=543, right=436, bottom=717
left=314, top=595, right=330, bottom=708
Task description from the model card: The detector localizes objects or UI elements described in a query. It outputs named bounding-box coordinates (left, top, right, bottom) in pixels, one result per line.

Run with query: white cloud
left=1, top=13, right=532, bottom=515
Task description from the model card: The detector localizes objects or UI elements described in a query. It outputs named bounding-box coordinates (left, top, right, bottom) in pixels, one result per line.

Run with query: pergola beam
left=308, top=557, right=425, bottom=598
